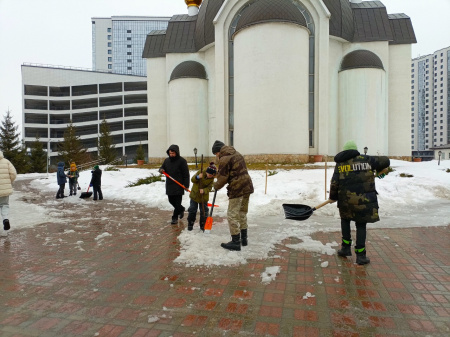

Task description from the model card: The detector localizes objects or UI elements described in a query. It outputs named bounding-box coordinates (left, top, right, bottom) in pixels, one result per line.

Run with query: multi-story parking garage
left=22, top=64, right=148, bottom=164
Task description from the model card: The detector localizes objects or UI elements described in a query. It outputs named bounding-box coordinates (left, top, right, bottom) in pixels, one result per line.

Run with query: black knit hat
left=206, top=162, right=217, bottom=175
left=212, top=140, right=225, bottom=154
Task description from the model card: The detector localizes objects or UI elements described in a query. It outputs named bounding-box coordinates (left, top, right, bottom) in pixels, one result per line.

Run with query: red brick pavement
left=0, top=179, right=449, bottom=336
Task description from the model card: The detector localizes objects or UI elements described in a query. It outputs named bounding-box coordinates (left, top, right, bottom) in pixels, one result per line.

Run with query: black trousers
left=168, top=195, right=184, bottom=219
left=56, top=184, right=65, bottom=198
left=93, top=185, right=103, bottom=200
left=341, top=219, right=367, bottom=248
left=187, top=199, right=209, bottom=225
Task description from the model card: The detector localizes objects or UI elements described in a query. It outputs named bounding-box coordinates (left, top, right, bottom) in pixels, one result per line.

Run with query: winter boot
left=221, top=234, right=241, bottom=251
left=187, top=221, right=194, bottom=231
left=337, top=239, right=352, bottom=257
left=179, top=206, right=185, bottom=219
left=3, top=219, right=10, bottom=231
left=171, top=217, right=178, bottom=225
left=355, top=247, right=370, bottom=265
left=199, top=222, right=205, bottom=232
left=241, top=229, right=248, bottom=246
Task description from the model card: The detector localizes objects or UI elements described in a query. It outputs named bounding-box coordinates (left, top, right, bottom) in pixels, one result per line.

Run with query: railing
left=23, top=62, right=146, bottom=77
left=77, top=158, right=105, bottom=171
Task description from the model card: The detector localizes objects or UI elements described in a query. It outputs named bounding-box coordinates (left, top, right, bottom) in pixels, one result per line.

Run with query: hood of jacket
left=57, top=162, right=65, bottom=168
left=334, top=150, right=360, bottom=163
left=166, top=144, right=180, bottom=157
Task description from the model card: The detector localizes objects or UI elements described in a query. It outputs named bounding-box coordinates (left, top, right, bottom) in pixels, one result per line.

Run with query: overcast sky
left=1, top=0, right=450, bottom=133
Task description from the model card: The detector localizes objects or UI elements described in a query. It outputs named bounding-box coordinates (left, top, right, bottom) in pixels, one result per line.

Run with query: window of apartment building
left=426, top=116, right=429, bottom=120
left=441, top=132, right=443, bottom=135
left=411, top=80, right=414, bottom=83
left=108, top=64, right=112, bottom=69
left=108, top=50, right=112, bottom=54
left=127, top=59, right=132, bottom=62
left=411, top=86, right=414, bottom=89
left=107, top=28, right=111, bottom=32
left=127, top=52, right=132, bottom=55
left=411, top=68, right=414, bottom=72
left=127, top=37, right=132, bottom=40
left=411, top=124, right=414, bottom=127
left=441, top=126, right=444, bottom=129
left=107, top=35, right=111, bottom=40
left=411, top=74, right=414, bottom=78
left=108, top=57, right=112, bottom=62
left=108, top=42, right=111, bottom=47
left=127, top=30, right=131, bottom=33
left=441, top=114, right=443, bottom=117
left=412, top=102, right=415, bottom=105
left=412, top=135, right=414, bottom=138
left=411, top=119, right=414, bottom=122
left=127, top=67, right=132, bottom=70
left=127, top=45, right=132, bottom=48
left=440, top=138, right=443, bottom=142
left=411, top=140, right=414, bottom=144
left=412, top=108, right=414, bottom=111
left=441, top=65, right=443, bottom=69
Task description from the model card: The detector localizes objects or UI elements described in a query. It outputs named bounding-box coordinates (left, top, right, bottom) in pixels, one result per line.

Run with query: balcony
left=72, top=98, right=98, bottom=110
left=25, top=113, right=48, bottom=124
left=24, top=85, right=47, bottom=96
left=72, top=84, right=98, bottom=96
left=50, top=114, right=70, bottom=125
left=49, top=100, right=70, bottom=111
left=72, top=111, right=98, bottom=124
left=124, top=94, right=147, bottom=105
left=125, top=132, right=148, bottom=143
left=50, top=86, right=70, bottom=97
left=124, top=81, right=147, bottom=92
left=25, top=99, right=47, bottom=110
left=25, top=128, right=48, bottom=138
left=124, top=119, right=148, bottom=130
left=99, top=82, right=122, bottom=94
left=99, top=108, right=123, bottom=120
left=124, top=107, right=147, bottom=117
left=100, top=96, right=123, bottom=107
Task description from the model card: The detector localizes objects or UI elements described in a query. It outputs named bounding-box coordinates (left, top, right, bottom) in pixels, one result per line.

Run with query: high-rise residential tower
left=92, top=16, right=170, bottom=76
left=410, top=46, right=450, bottom=158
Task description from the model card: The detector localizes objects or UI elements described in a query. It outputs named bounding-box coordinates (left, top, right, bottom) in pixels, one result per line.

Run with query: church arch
left=340, top=50, right=384, bottom=72
left=169, top=61, right=207, bottom=82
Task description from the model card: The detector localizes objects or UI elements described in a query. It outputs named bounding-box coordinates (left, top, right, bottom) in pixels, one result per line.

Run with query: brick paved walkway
left=0, top=179, right=449, bottom=336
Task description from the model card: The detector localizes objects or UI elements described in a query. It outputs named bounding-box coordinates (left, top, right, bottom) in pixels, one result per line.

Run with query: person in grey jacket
left=0, top=151, right=17, bottom=231
left=56, top=162, right=68, bottom=199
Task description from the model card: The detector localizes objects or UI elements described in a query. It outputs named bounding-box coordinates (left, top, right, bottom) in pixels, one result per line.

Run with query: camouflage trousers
left=227, top=195, right=250, bottom=236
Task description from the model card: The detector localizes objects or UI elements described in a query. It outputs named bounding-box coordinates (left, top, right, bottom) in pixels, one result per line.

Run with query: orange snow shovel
left=161, top=172, right=218, bottom=208
left=204, top=190, right=218, bottom=234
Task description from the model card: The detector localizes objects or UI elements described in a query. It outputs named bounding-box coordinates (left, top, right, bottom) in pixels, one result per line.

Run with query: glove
left=90, top=183, right=93, bottom=187
left=377, top=173, right=386, bottom=179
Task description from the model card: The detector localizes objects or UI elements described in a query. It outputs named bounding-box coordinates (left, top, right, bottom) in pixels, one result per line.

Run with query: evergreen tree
left=57, top=121, right=91, bottom=165
left=0, top=110, right=21, bottom=161
left=29, top=136, right=47, bottom=173
left=135, top=142, right=146, bottom=162
left=98, top=118, right=116, bottom=163
left=0, top=110, right=30, bottom=173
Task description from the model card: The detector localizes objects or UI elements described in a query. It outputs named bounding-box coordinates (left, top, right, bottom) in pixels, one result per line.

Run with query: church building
left=143, top=0, right=416, bottom=162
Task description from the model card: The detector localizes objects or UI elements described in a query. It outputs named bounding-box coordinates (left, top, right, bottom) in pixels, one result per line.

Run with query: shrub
left=399, top=173, right=414, bottom=178
left=104, top=166, right=119, bottom=171
left=268, top=170, right=278, bottom=176
left=126, top=174, right=163, bottom=187
left=446, top=168, right=450, bottom=173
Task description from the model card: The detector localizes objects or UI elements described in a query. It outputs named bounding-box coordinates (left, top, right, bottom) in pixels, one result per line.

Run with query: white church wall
left=168, top=78, right=209, bottom=157
left=388, top=44, right=412, bottom=157
left=233, top=22, right=310, bottom=155
left=204, top=46, right=217, bottom=156
left=147, top=57, right=167, bottom=158
left=338, top=68, right=388, bottom=155
left=328, top=38, right=345, bottom=155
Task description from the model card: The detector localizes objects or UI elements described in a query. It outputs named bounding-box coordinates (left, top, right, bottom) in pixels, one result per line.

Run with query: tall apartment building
left=92, top=16, right=170, bottom=76
left=411, top=46, right=450, bottom=158
left=22, top=64, right=149, bottom=164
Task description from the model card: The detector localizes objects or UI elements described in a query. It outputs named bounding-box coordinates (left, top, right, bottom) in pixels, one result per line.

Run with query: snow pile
left=261, top=266, right=281, bottom=284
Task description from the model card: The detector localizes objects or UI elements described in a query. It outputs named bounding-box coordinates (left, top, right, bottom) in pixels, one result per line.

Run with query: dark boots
left=171, top=217, right=178, bottom=225
left=241, top=229, right=248, bottom=246
left=355, top=247, right=370, bottom=265
left=187, top=221, right=194, bottom=231
left=221, top=234, right=241, bottom=251
left=179, top=206, right=185, bottom=219
left=3, top=219, right=10, bottom=231
left=337, top=239, right=352, bottom=257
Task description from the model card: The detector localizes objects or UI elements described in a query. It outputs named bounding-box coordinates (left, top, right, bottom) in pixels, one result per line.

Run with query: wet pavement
left=0, top=179, right=449, bottom=336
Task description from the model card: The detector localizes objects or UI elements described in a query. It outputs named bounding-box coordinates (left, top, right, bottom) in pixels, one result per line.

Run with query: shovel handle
left=162, top=172, right=191, bottom=193
left=312, top=199, right=334, bottom=211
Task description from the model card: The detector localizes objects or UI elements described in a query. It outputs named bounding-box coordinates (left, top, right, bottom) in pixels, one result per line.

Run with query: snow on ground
left=4, top=159, right=450, bottom=268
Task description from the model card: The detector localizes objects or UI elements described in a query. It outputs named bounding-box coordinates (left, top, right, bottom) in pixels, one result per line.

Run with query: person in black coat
left=159, top=145, right=190, bottom=224
left=90, top=165, right=103, bottom=201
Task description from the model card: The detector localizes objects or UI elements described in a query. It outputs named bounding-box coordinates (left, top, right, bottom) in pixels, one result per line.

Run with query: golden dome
left=185, top=0, right=202, bottom=7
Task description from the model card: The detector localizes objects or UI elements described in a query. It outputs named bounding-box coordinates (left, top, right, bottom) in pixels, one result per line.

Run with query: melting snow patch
left=320, top=261, right=329, bottom=268
left=261, top=266, right=281, bottom=285
left=286, top=237, right=338, bottom=255
left=63, top=229, right=75, bottom=234
left=302, top=292, right=315, bottom=299
left=95, top=232, right=112, bottom=241
left=147, top=316, right=159, bottom=323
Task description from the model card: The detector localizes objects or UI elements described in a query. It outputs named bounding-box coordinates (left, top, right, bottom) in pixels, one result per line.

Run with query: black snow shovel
left=282, top=199, right=334, bottom=221
left=79, top=186, right=93, bottom=199
left=77, top=182, right=81, bottom=191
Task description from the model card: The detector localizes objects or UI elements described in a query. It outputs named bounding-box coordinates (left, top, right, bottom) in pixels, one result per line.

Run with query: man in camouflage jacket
left=212, top=140, right=254, bottom=251
left=329, top=140, right=390, bottom=265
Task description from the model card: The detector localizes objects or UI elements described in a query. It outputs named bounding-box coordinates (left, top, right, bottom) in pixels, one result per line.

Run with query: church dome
left=340, top=50, right=384, bottom=71
left=195, top=0, right=225, bottom=50
left=185, top=0, right=203, bottom=7
left=322, top=0, right=354, bottom=41
left=234, top=0, right=308, bottom=37
left=170, top=61, right=207, bottom=81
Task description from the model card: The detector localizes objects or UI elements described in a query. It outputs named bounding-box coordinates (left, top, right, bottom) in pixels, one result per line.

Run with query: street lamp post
left=438, top=151, right=442, bottom=165
left=46, top=139, right=51, bottom=174
left=364, top=147, right=368, bottom=155
left=193, top=148, right=198, bottom=168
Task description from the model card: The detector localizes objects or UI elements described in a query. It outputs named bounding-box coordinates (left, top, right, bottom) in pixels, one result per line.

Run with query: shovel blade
left=204, top=217, right=213, bottom=233
left=282, top=204, right=313, bottom=221
left=79, top=192, right=93, bottom=199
